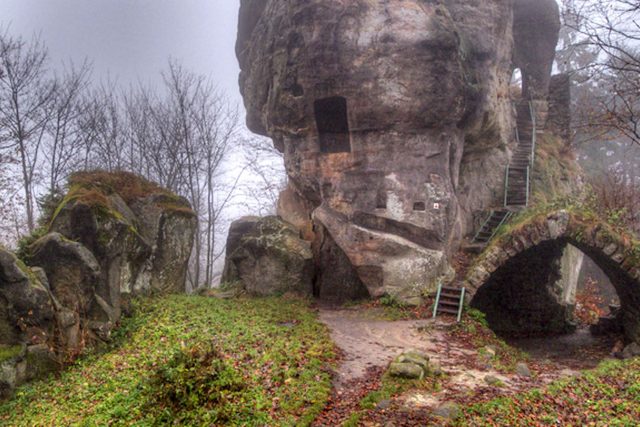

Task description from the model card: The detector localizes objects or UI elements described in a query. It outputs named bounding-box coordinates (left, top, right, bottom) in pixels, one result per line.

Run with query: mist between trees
left=0, top=29, right=285, bottom=290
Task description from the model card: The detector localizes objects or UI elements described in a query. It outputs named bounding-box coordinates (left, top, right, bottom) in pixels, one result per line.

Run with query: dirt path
left=315, top=307, right=616, bottom=425
left=318, top=308, right=440, bottom=388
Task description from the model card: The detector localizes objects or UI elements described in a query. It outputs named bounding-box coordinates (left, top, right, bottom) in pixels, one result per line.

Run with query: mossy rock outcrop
left=0, top=171, right=196, bottom=398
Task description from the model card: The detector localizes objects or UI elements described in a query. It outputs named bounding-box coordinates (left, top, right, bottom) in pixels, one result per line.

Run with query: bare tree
left=240, top=135, right=287, bottom=216
left=44, top=61, right=91, bottom=193
left=0, top=32, right=57, bottom=231
left=78, top=81, right=129, bottom=172
left=566, top=0, right=640, bottom=145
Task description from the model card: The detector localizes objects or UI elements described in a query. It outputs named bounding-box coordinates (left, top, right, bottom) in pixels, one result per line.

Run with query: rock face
left=0, top=171, right=196, bottom=397
left=222, top=216, right=314, bottom=296
left=231, top=0, right=565, bottom=304
left=513, top=0, right=561, bottom=101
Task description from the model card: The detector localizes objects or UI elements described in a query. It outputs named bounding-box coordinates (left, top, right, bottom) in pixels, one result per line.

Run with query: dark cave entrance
left=314, top=96, right=351, bottom=154
left=471, top=239, right=628, bottom=366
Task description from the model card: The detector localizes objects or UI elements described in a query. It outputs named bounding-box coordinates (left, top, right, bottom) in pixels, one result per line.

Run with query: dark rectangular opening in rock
left=376, top=191, right=387, bottom=209
left=413, top=202, right=426, bottom=211
left=314, top=96, right=351, bottom=153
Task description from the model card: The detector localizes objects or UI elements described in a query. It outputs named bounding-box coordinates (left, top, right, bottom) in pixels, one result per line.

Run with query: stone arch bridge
left=464, top=210, right=640, bottom=342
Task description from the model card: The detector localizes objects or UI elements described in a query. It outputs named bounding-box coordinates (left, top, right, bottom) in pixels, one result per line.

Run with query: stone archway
left=465, top=210, right=640, bottom=342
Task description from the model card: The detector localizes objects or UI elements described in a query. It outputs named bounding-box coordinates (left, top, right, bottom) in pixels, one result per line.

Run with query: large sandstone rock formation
left=222, top=216, right=314, bottom=296
left=230, top=0, right=564, bottom=303
left=0, top=171, right=196, bottom=397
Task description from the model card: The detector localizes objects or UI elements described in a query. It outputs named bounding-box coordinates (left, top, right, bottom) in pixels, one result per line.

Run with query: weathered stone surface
left=388, top=350, right=431, bottom=380
left=516, top=362, right=532, bottom=377
left=484, top=375, right=502, bottom=386
left=622, top=342, right=640, bottom=360
left=236, top=0, right=517, bottom=304
left=513, top=0, right=561, bottom=101
left=311, top=220, right=370, bottom=302
left=388, top=362, right=424, bottom=380
left=222, top=216, right=314, bottom=296
left=0, top=248, right=54, bottom=345
left=433, top=401, right=461, bottom=420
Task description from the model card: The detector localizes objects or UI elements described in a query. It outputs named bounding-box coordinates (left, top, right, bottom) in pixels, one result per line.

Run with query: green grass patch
left=0, top=345, right=23, bottom=363
left=459, top=357, right=640, bottom=426
left=0, top=295, right=335, bottom=426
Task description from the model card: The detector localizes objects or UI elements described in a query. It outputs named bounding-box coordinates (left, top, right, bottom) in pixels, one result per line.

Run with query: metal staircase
left=432, top=283, right=466, bottom=322
left=472, top=209, right=513, bottom=246
left=470, top=101, right=537, bottom=247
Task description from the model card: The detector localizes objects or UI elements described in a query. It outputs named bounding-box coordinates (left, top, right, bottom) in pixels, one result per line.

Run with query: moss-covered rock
left=222, top=216, right=314, bottom=296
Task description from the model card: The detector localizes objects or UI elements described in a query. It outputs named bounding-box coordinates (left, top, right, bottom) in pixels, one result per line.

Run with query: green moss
left=15, top=227, right=48, bottom=264
left=460, top=357, right=640, bottom=425
left=0, top=345, right=22, bottom=363
left=48, top=171, right=195, bottom=227
left=0, top=295, right=335, bottom=426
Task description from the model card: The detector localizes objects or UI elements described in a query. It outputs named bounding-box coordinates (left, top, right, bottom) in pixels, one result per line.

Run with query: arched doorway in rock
left=510, top=68, right=523, bottom=100
left=465, top=210, right=640, bottom=364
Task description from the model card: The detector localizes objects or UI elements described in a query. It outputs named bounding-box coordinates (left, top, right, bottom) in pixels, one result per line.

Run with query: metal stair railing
left=489, top=211, right=512, bottom=241
left=529, top=100, right=537, bottom=166
left=432, top=282, right=466, bottom=323
left=473, top=210, right=494, bottom=242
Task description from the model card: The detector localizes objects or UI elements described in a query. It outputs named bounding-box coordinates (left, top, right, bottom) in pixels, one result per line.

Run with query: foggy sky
left=1, top=0, right=243, bottom=107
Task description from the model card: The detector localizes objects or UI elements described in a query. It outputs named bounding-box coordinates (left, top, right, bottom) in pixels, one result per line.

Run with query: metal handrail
left=488, top=211, right=512, bottom=241
left=432, top=282, right=443, bottom=319
left=472, top=210, right=494, bottom=242
left=503, top=167, right=510, bottom=207
left=529, top=101, right=537, bottom=166
left=525, top=166, right=530, bottom=207
left=457, top=288, right=466, bottom=323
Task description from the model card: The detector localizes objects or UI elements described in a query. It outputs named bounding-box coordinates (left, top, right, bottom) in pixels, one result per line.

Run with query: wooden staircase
left=432, top=283, right=466, bottom=322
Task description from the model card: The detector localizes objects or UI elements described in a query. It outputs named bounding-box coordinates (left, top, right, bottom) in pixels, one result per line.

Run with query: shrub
left=148, top=344, right=245, bottom=422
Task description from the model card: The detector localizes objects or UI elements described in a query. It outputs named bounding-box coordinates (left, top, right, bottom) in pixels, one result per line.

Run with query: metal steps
left=468, top=101, right=537, bottom=249
left=432, top=283, right=466, bottom=322
left=471, top=209, right=513, bottom=245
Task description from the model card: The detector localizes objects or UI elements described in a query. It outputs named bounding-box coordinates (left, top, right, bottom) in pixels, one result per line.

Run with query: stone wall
left=466, top=210, right=640, bottom=343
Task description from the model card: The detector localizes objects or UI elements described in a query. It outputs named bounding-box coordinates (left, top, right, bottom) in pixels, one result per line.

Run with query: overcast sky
left=1, top=0, right=244, bottom=107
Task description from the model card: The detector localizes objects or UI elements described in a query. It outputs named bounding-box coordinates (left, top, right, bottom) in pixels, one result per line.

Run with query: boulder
left=484, top=375, right=503, bottom=386
left=0, top=247, right=54, bottom=345
left=388, top=362, right=424, bottom=380
left=50, top=173, right=196, bottom=297
left=388, top=350, right=431, bottom=380
left=621, top=342, right=640, bottom=360
left=222, top=216, right=314, bottom=296
left=30, top=233, right=100, bottom=352
left=515, top=362, right=532, bottom=377
left=433, top=402, right=461, bottom=420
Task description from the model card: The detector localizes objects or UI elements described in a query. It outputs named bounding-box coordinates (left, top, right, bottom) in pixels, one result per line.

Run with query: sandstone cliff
left=227, top=0, right=576, bottom=304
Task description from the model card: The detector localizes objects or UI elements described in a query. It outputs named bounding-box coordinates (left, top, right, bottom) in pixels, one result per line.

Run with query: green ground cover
left=0, top=295, right=335, bottom=426
left=460, top=357, right=640, bottom=426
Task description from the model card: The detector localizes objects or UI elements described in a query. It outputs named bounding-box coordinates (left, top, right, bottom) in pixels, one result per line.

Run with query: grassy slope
left=0, top=295, right=335, bottom=426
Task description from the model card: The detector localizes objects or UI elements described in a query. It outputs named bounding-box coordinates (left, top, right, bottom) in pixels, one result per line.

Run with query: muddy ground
left=314, top=306, right=618, bottom=426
